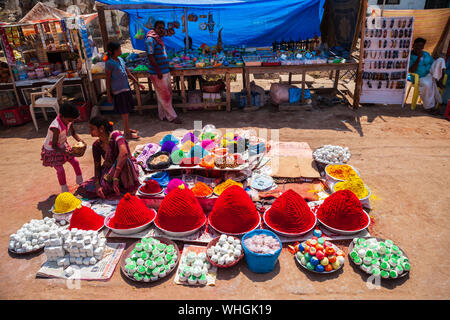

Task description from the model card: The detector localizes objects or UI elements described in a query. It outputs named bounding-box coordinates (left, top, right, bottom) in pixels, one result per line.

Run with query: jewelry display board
left=360, top=16, right=414, bottom=105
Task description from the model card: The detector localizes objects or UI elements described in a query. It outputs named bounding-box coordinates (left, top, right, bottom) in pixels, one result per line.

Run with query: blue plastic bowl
left=241, top=229, right=282, bottom=273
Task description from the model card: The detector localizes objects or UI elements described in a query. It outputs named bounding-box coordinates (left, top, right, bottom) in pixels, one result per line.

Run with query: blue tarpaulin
left=97, top=0, right=326, bottom=51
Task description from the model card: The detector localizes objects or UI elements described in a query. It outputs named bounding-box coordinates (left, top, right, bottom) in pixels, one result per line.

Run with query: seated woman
left=409, top=37, right=446, bottom=112
left=80, top=117, right=140, bottom=198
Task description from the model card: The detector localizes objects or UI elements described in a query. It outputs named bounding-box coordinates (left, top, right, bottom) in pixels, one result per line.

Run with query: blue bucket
left=241, top=229, right=282, bottom=273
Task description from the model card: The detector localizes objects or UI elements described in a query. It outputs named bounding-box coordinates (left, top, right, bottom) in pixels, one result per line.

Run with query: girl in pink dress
left=41, top=103, right=85, bottom=193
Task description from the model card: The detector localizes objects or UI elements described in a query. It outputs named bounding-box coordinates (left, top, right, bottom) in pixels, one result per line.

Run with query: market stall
left=8, top=123, right=412, bottom=284
left=90, top=0, right=365, bottom=111
left=0, top=2, right=98, bottom=123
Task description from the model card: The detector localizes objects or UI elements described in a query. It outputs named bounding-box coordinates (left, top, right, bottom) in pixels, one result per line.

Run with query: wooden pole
left=0, top=35, right=20, bottom=105
left=352, top=0, right=368, bottom=109
left=97, top=5, right=109, bottom=52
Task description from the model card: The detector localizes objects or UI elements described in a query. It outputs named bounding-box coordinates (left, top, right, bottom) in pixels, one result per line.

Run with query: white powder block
left=83, top=237, right=91, bottom=245
left=83, top=257, right=90, bottom=266
left=33, top=245, right=40, bottom=250
left=94, top=255, right=102, bottom=261
left=89, top=257, right=97, bottom=265
left=49, top=232, right=57, bottom=239
left=9, top=241, right=15, bottom=250
left=80, top=251, right=87, bottom=258
left=57, top=257, right=65, bottom=266
left=71, top=228, right=78, bottom=235
left=94, top=247, right=103, bottom=256
left=227, top=236, right=235, bottom=244
left=75, top=257, right=83, bottom=265
left=71, top=246, right=79, bottom=254
left=64, top=266, right=74, bottom=277
left=69, top=256, right=76, bottom=263
left=63, top=258, right=70, bottom=266
left=76, top=240, right=84, bottom=248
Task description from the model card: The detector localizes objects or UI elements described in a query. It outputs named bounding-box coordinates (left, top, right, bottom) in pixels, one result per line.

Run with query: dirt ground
left=0, top=96, right=449, bottom=299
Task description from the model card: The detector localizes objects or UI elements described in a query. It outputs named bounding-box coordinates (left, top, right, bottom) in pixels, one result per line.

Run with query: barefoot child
left=105, top=41, right=144, bottom=139
left=41, top=103, right=85, bottom=193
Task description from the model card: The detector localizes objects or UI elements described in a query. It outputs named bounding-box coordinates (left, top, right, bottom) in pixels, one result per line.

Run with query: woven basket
left=72, top=143, right=87, bottom=157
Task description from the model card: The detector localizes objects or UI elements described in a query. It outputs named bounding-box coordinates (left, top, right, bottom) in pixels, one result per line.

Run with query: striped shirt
left=145, top=37, right=170, bottom=75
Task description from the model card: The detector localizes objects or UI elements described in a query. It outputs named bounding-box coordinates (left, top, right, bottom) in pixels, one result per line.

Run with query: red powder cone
left=265, top=189, right=315, bottom=234
left=317, top=190, right=368, bottom=231
left=110, top=193, right=156, bottom=229
left=156, top=187, right=206, bottom=232
left=141, top=179, right=162, bottom=194
left=69, top=206, right=105, bottom=231
left=209, top=185, right=260, bottom=234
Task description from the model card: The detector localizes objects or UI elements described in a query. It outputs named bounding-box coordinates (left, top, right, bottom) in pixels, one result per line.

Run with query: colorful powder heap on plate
left=191, top=182, right=213, bottom=197
left=265, top=189, right=316, bottom=234
left=334, top=176, right=369, bottom=199
left=209, top=185, right=260, bottom=234
left=156, top=187, right=206, bottom=232
left=165, top=178, right=187, bottom=194
left=317, top=190, right=369, bottom=231
left=110, top=193, right=156, bottom=229
left=326, top=164, right=358, bottom=180
left=141, top=179, right=162, bottom=194
left=213, top=179, right=243, bottom=196
left=69, top=206, right=104, bottom=231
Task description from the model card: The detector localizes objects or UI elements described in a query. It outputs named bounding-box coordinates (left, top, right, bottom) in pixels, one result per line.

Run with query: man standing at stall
left=146, top=21, right=182, bottom=124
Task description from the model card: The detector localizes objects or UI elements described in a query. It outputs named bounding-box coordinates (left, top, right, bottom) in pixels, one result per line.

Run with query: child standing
left=105, top=41, right=144, bottom=140
left=41, top=103, right=85, bottom=193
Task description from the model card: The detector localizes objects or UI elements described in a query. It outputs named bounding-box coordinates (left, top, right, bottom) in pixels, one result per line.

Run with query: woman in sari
left=82, top=116, right=140, bottom=198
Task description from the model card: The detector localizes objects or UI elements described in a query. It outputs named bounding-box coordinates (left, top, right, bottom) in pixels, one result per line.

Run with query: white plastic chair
left=29, top=74, right=65, bottom=131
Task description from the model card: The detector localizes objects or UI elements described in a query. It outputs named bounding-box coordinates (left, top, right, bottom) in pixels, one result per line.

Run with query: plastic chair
left=405, top=73, right=448, bottom=110
left=29, top=74, right=65, bottom=131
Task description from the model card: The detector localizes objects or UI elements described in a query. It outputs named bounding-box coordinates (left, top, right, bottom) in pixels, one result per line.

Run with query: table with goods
left=8, top=125, right=411, bottom=286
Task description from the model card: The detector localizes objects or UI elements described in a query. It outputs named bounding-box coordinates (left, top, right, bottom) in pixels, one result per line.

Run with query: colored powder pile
left=166, top=179, right=187, bottom=194
left=265, top=189, right=315, bottom=233
left=191, top=182, right=213, bottom=197
left=181, top=141, right=194, bottom=152
left=213, top=179, right=243, bottom=196
left=188, top=145, right=208, bottom=158
left=182, top=132, right=198, bottom=144
left=171, top=149, right=185, bottom=165
left=141, top=179, right=162, bottom=194
left=156, top=187, right=206, bottom=232
left=110, top=193, right=156, bottom=229
left=334, top=176, right=369, bottom=199
left=316, top=190, right=369, bottom=231
left=209, top=185, right=260, bottom=234
left=201, top=139, right=216, bottom=151
left=69, top=206, right=104, bottom=231
left=161, top=141, right=178, bottom=154
left=326, top=164, right=358, bottom=180
left=160, top=134, right=179, bottom=145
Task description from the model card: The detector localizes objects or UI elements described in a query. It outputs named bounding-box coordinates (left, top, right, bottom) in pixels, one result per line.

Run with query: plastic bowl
left=241, top=229, right=282, bottom=273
